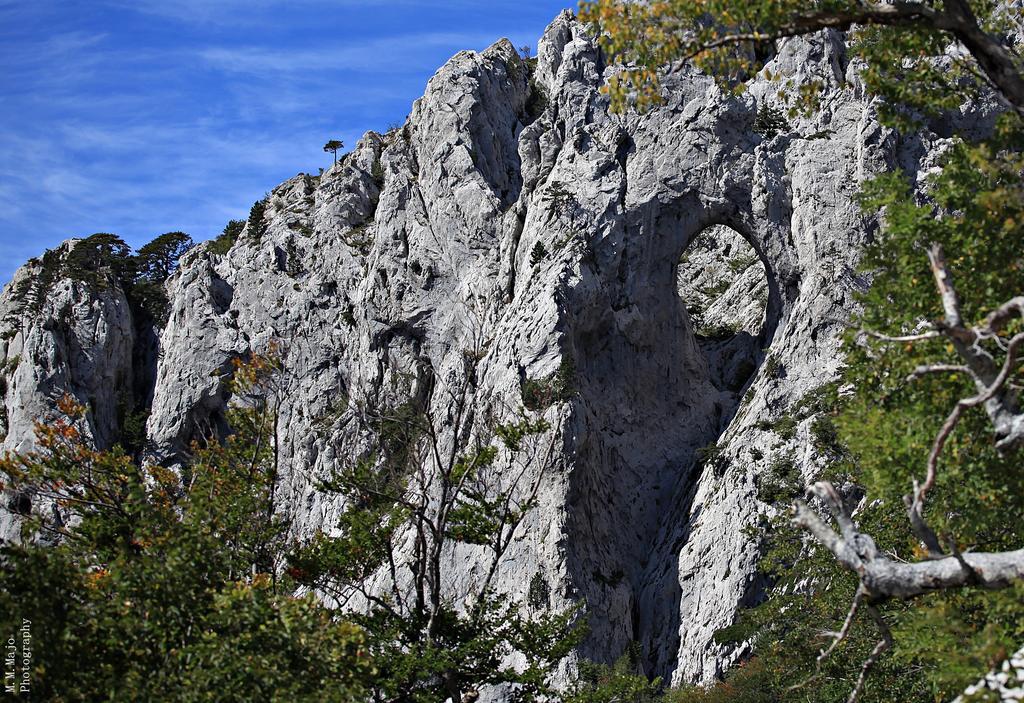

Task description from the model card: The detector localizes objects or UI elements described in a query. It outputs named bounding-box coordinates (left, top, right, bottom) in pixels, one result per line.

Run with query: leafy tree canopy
left=579, top=0, right=1024, bottom=125
left=0, top=356, right=372, bottom=701
left=134, top=231, right=193, bottom=283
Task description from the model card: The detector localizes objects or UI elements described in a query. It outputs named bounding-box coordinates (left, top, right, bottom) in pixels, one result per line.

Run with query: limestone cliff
left=0, top=12, right=965, bottom=688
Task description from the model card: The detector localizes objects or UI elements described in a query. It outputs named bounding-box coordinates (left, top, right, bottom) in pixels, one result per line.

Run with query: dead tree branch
left=792, top=245, right=1024, bottom=696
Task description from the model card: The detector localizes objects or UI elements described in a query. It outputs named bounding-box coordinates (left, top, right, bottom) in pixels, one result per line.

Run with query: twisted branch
left=791, top=245, right=1024, bottom=698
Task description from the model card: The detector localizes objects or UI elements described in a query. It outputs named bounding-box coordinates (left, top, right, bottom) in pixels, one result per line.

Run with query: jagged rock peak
left=0, top=11, right=968, bottom=689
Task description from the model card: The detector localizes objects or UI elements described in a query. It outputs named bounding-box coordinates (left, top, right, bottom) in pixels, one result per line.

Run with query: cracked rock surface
left=0, top=13, right=972, bottom=688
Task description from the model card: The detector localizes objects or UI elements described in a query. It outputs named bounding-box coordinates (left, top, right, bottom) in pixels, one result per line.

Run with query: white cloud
left=198, top=31, right=510, bottom=75
left=107, top=0, right=528, bottom=25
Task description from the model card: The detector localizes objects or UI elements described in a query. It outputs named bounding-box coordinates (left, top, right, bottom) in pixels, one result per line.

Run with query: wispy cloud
left=0, top=0, right=570, bottom=283
left=109, top=0, right=535, bottom=25
left=199, top=31, right=503, bottom=75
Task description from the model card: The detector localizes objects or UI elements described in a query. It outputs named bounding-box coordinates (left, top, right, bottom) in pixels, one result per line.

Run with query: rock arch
left=559, top=185, right=799, bottom=676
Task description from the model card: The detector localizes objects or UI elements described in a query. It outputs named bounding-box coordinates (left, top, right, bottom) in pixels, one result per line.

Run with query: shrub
left=727, top=253, right=759, bottom=274
left=524, top=77, right=549, bottom=124
left=0, top=373, right=373, bottom=700
left=521, top=359, right=575, bottom=411
left=530, top=241, right=549, bottom=267
left=343, top=222, right=373, bottom=255
left=566, top=645, right=662, bottom=703
left=370, top=156, right=384, bottom=188
left=528, top=572, right=551, bottom=610
left=754, top=414, right=797, bottom=440
left=755, top=455, right=802, bottom=505
left=695, top=322, right=741, bottom=340
left=210, top=219, right=245, bottom=256
left=771, top=414, right=797, bottom=440
left=810, top=416, right=841, bottom=454
left=695, top=441, right=723, bottom=468
left=285, top=236, right=303, bottom=277
left=752, top=104, right=790, bottom=138
left=699, top=279, right=731, bottom=300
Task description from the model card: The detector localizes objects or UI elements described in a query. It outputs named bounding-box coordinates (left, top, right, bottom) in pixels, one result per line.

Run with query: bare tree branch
left=817, top=587, right=866, bottom=665
left=905, top=363, right=973, bottom=382
left=848, top=606, right=893, bottom=703
left=791, top=246, right=1024, bottom=698
left=863, top=329, right=941, bottom=343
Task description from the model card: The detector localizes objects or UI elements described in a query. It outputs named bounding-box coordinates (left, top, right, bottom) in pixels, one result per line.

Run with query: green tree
left=323, top=139, right=345, bottom=165
left=579, top=0, right=1024, bottom=699
left=0, top=353, right=372, bottom=701
left=210, top=218, right=245, bottom=256
left=248, top=197, right=269, bottom=243
left=64, top=232, right=133, bottom=287
left=579, top=0, right=1024, bottom=120
left=133, top=231, right=193, bottom=282
left=128, top=231, right=194, bottom=325
left=566, top=646, right=663, bottom=703
left=9, top=234, right=133, bottom=316
left=288, top=351, right=583, bottom=702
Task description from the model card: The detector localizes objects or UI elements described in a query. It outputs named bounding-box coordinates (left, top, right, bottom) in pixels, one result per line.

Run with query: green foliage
left=566, top=646, right=662, bottom=703
left=289, top=392, right=579, bottom=702
left=695, top=441, right=723, bottom=469
left=752, top=104, right=790, bottom=138
left=856, top=121, right=1024, bottom=326
left=284, top=235, right=303, bottom=277
left=726, top=253, right=758, bottom=274
left=525, top=76, right=550, bottom=124
left=698, top=123, right=1024, bottom=701
left=7, top=234, right=131, bottom=315
left=810, top=415, right=842, bottom=455
left=134, top=231, right=193, bottom=282
left=770, top=414, right=797, bottom=440
left=698, top=279, right=731, bottom=300
left=521, top=358, right=576, bottom=411
left=210, top=219, right=245, bottom=256
left=371, top=155, right=385, bottom=187
left=343, top=221, right=374, bottom=255
left=0, top=361, right=371, bottom=700
left=579, top=0, right=1022, bottom=120
left=248, top=197, right=269, bottom=243
left=129, top=231, right=194, bottom=325
left=9, top=232, right=193, bottom=328
left=694, top=322, right=741, bottom=340
left=118, top=404, right=150, bottom=457
left=579, top=1, right=1024, bottom=698
left=323, top=139, right=344, bottom=165
left=531, top=240, right=549, bottom=267
left=754, top=455, right=801, bottom=505
left=528, top=572, right=551, bottom=610
left=64, top=233, right=133, bottom=287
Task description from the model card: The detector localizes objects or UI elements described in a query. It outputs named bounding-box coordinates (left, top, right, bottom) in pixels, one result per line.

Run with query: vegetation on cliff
left=581, top=0, right=1024, bottom=699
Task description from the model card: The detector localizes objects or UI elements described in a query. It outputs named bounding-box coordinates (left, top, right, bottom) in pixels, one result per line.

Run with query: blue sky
left=0, top=0, right=572, bottom=284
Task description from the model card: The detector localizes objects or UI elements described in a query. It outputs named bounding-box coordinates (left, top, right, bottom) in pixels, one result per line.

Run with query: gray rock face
left=0, top=12, right=959, bottom=689
left=1, top=242, right=136, bottom=538
left=954, top=645, right=1024, bottom=702
left=0, top=243, right=135, bottom=456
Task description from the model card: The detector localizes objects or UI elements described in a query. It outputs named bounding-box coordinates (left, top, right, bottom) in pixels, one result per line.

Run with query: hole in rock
left=676, top=224, right=769, bottom=402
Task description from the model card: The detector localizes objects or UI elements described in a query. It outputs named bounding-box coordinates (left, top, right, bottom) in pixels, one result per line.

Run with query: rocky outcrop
left=0, top=244, right=135, bottom=456
left=0, top=12, right=961, bottom=689
left=955, top=646, right=1024, bottom=702
left=0, top=243, right=136, bottom=538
